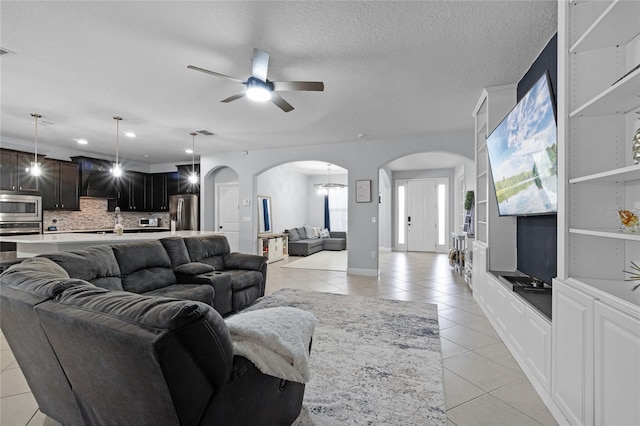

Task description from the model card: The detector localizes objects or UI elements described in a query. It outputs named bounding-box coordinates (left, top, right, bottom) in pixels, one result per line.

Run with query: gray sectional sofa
left=0, top=234, right=307, bottom=426
left=286, top=226, right=347, bottom=256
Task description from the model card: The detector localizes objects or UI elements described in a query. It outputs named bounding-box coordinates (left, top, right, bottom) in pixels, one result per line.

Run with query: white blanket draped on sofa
left=225, top=306, right=317, bottom=383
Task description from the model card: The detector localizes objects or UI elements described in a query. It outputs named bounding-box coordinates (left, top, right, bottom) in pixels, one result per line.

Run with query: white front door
left=216, top=183, right=239, bottom=252
left=407, top=179, right=436, bottom=252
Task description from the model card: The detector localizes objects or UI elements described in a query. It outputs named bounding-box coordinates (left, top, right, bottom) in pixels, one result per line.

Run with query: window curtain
left=324, top=195, right=330, bottom=230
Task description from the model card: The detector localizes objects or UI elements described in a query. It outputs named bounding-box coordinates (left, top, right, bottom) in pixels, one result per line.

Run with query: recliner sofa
left=0, top=256, right=306, bottom=426
left=39, top=234, right=267, bottom=316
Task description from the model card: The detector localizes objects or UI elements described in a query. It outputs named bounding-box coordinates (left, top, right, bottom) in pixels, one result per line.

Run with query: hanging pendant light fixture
left=314, top=163, right=346, bottom=195
left=29, top=113, right=42, bottom=176
left=111, top=116, right=123, bottom=177
left=188, top=132, right=199, bottom=184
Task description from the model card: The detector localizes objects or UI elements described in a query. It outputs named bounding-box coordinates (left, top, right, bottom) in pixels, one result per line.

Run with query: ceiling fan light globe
left=246, top=86, right=272, bottom=102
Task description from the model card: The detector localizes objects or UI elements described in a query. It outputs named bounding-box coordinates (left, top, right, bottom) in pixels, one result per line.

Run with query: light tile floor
left=0, top=251, right=558, bottom=425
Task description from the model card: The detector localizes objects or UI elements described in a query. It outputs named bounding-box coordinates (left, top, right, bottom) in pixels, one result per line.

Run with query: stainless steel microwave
left=0, top=194, right=42, bottom=223
left=139, top=217, right=159, bottom=227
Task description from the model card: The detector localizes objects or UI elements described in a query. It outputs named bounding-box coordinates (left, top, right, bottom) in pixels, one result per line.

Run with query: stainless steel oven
left=0, top=194, right=42, bottom=260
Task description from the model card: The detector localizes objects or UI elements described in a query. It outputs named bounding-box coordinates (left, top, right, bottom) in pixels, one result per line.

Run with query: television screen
left=486, top=73, right=558, bottom=216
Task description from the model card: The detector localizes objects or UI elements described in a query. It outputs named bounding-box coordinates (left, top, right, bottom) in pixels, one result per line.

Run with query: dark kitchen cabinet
left=41, top=160, right=80, bottom=210
left=0, top=149, right=42, bottom=193
left=116, top=171, right=152, bottom=211
left=152, top=173, right=170, bottom=211
left=177, top=164, right=200, bottom=194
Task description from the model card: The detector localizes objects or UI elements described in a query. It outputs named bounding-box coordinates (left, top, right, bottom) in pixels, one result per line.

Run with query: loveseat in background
left=285, top=226, right=347, bottom=256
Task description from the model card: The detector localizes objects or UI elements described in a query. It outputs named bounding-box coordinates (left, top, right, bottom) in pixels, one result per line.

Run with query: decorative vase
left=633, top=128, right=640, bottom=165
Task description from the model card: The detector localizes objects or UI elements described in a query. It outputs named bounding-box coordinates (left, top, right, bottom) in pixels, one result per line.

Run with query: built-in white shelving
left=554, top=1, right=640, bottom=425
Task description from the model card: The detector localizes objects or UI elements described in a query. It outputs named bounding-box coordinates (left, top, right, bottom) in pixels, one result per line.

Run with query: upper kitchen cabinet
left=114, top=171, right=152, bottom=211
left=41, top=159, right=80, bottom=210
left=0, top=149, right=42, bottom=193
left=152, top=173, right=177, bottom=211
left=177, top=164, right=200, bottom=194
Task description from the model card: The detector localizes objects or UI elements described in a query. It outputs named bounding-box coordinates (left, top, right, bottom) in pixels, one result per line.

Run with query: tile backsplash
left=43, top=198, right=170, bottom=231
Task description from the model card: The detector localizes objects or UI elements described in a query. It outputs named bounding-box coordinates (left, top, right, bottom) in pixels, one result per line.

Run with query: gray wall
left=200, top=131, right=474, bottom=276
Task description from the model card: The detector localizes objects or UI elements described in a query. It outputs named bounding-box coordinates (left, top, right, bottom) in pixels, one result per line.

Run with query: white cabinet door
left=593, top=301, right=640, bottom=426
left=552, top=280, right=594, bottom=426
left=506, top=295, right=526, bottom=356
left=525, top=307, right=552, bottom=393
left=472, top=242, right=487, bottom=305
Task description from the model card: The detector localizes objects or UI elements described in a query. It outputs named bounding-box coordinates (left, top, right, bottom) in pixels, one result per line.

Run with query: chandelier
left=314, top=164, right=347, bottom=195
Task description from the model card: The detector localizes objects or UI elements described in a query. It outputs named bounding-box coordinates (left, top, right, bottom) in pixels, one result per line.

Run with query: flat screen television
left=486, top=73, right=558, bottom=216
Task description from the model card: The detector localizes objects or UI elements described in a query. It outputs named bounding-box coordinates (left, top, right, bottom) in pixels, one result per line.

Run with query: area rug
left=244, top=288, right=447, bottom=425
left=281, top=250, right=347, bottom=272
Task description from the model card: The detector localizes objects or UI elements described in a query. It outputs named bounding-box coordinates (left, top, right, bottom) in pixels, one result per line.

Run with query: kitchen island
left=2, top=230, right=222, bottom=258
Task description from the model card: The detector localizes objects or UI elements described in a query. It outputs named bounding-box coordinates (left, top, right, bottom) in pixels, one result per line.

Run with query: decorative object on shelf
left=618, top=208, right=639, bottom=233
left=28, top=113, right=42, bottom=176
left=314, top=164, right=347, bottom=195
left=633, top=128, right=640, bottom=165
left=623, top=261, right=640, bottom=292
left=188, top=132, right=199, bottom=184
left=464, top=190, right=474, bottom=211
left=111, top=116, right=123, bottom=177
left=355, top=179, right=371, bottom=203
left=463, top=190, right=475, bottom=236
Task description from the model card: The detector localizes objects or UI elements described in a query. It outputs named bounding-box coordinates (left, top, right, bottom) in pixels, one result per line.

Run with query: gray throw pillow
left=287, top=228, right=300, bottom=241
left=296, top=227, right=307, bottom=240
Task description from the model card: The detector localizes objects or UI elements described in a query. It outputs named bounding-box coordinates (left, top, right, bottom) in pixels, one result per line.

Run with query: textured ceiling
left=0, top=1, right=557, bottom=167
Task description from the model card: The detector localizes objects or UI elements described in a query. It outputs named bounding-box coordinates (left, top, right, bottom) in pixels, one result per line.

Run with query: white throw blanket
left=225, top=307, right=317, bottom=384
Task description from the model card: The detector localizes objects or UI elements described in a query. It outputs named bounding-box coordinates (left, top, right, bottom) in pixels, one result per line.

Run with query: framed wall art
left=356, top=180, right=372, bottom=203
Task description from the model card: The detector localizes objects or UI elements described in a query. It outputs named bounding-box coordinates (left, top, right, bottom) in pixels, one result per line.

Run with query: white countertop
left=43, top=227, right=170, bottom=234
left=1, top=230, right=220, bottom=245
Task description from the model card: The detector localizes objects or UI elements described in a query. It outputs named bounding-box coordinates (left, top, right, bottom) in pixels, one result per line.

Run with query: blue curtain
left=324, top=195, right=330, bottom=230
left=263, top=198, right=270, bottom=232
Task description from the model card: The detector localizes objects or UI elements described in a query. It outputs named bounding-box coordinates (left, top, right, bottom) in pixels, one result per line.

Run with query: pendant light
left=29, top=113, right=42, bottom=176
left=111, top=116, right=123, bottom=177
left=314, top=163, right=346, bottom=194
left=188, top=132, right=199, bottom=184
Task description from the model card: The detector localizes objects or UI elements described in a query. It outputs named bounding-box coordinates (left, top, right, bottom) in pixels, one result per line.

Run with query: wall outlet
left=243, top=199, right=250, bottom=206
left=371, top=250, right=376, bottom=258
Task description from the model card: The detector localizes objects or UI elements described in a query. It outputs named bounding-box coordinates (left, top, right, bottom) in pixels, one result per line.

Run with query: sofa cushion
left=287, top=228, right=300, bottom=241
left=144, top=284, right=215, bottom=306
left=318, top=228, right=331, bottom=238
left=40, top=246, right=123, bottom=290
left=112, top=241, right=176, bottom=293
left=303, top=225, right=318, bottom=239
left=174, top=262, right=216, bottom=276
left=160, top=237, right=192, bottom=268
left=296, top=227, right=307, bottom=240
left=184, top=235, right=229, bottom=271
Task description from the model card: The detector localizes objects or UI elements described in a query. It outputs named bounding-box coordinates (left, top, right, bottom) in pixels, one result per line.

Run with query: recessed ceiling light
left=124, top=132, right=136, bottom=138
left=143, top=154, right=150, bottom=158
left=76, top=139, right=88, bottom=145
left=185, top=149, right=193, bottom=154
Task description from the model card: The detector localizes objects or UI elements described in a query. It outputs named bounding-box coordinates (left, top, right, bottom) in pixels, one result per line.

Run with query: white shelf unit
left=554, top=2, right=640, bottom=425
left=558, top=0, right=640, bottom=305
left=472, top=85, right=517, bottom=271
left=257, top=233, right=288, bottom=263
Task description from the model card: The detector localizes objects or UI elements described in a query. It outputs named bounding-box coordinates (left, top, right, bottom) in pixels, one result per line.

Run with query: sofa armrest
left=174, top=262, right=215, bottom=283
left=222, top=253, right=267, bottom=272
left=329, top=231, right=346, bottom=239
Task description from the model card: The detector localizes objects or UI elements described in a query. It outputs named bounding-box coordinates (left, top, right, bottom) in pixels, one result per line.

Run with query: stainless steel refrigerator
left=169, top=194, right=199, bottom=230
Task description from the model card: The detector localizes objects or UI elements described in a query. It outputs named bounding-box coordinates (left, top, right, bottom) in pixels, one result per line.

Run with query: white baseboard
left=347, top=268, right=378, bottom=277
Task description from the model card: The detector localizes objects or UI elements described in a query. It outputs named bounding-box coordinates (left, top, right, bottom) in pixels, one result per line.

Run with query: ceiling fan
left=188, top=48, right=324, bottom=112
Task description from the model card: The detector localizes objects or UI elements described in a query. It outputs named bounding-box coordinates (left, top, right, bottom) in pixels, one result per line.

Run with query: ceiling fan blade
left=272, top=81, right=325, bottom=92
left=220, top=92, right=246, bottom=103
left=187, top=65, right=245, bottom=84
left=252, top=48, right=269, bottom=81
left=271, top=93, right=294, bottom=112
